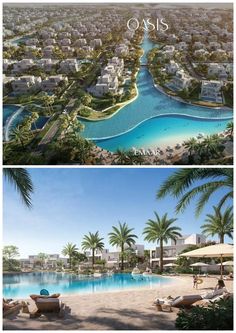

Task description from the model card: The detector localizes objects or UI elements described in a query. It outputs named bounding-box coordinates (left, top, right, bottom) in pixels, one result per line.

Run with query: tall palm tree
left=62, top=243, right=78, bottom=269
left=201, top=206, right=233, bottom=243
left=109, top=222, right=138, bottom=270
left=81, top=231, right=104, bottom=268
left=143, top=212, right=181, bottom=273
left=157, top=168, right=233, bottom=216
left=3, top=168, right=33, bottom=208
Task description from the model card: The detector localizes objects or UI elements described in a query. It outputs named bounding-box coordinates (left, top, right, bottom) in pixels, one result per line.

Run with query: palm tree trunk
left=69, top=255, right=71, bottom=269
left=220, top=234, right=224, bottom=243
left=121, top=243, right=124, bottom=271
left=160, top=240, right=163, bottom=273
left=92, top=249, right=95, bottom=269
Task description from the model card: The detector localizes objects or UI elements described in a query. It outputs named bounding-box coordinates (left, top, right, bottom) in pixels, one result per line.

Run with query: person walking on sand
left=193, top=275, right=198, bottom=289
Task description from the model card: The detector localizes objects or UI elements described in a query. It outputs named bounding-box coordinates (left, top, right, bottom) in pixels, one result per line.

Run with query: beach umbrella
left=163, top=263, right=178, bottom=267
left=217, top=261, right=234, bottom=266
left=180, top=243, right=234, bottom=278
left=190, top=262, right=210, bottom=274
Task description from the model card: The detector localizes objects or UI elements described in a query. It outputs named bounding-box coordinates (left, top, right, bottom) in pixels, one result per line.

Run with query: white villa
left=85, top=244, right=145, bottom=267
left=207, top=63, right=228, bottom=80
left=115, top=44, right=129, bottom=56
left=171, top=70, right=192, bottom=91
left=92, top=57, right=124, bottom=97
left=11, top=76, right=42, bottom=94
left=150, top=234, right=206, bottom=268
left=200, top=80, right=223, bottom=103
left=60, top=59, right=79, bottom=73
left=41, top=75, right=68, bottom=92
left=12, top=59, right=34, bottom=74
left=165, top=60, right=180, bottom=75
left=20, top=254, right=68, bottom=270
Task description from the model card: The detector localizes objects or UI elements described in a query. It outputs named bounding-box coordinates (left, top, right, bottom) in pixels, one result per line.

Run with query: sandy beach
left=3, top=275, right=233, bottom=330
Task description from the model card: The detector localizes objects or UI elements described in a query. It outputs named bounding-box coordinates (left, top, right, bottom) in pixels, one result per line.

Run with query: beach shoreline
left=3, top=275, right=233, bottom=330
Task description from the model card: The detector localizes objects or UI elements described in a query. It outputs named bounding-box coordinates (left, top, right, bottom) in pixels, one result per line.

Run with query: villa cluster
left=90, top=57, right=125, bottom=97
left=19, top=233, right=222, bottom=271
left=151, top=7, right=233, bottom=104
left=3, top=5, right=135, bottom=97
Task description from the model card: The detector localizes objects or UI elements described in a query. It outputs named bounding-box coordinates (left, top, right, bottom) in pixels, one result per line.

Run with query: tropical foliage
left=143, top=212, right=181, bottom=272
left=3, top=168, right=33, bottom=207
left=201, top=206, right=233, bottom=243
left=175, top=298, right=233, bottom=330
left=82, top=231, right=104, bottom=267
left=3, top=245, right=20, bottom=272
left=157, top=168, right=233, bottom=216
left=109, top=222, right=137, bottom=270
left=62, top=243, right=79, bottom=269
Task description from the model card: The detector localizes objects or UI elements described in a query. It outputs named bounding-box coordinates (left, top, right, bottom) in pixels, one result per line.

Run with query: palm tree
left=143, top=212, right=181, bottom=273
left=3, top=168, right=33, bottom=208
left=31, top=112, right=39, bottom=131
left=226, top=121, right=233, bottom=140
left=114, top=149, right=144, bottom=165
left=200, top=135, right=222, bottom=160
left=157, top=168, right=233, bottom=216
left=201, top=206, right=233, bottom=243
left=10, top=125, right=30, bottom=148
left=109, top=222, right=138, bottom=270
left=62, top=243, right=78, bottom=269
left=81, top=231, right=104, bottom=268
left=183, top=137, right=198, bottom=163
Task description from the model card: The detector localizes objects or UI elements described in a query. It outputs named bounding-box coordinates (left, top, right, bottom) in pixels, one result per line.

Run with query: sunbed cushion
left=172, top=294, right=202, bottom=307
left=36, top=298, right=59, bottom=303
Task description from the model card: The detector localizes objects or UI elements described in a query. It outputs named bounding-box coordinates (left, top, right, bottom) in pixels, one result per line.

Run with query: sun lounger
left=35, top=298, right=61, bottom=313
left=3, top=303, right=23, bottom=317
left=154, top=294, right=202, bottom=312
left=193, top=292, right=232, bottom=307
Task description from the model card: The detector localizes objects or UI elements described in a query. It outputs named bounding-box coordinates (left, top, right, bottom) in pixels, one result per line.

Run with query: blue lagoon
left=80, top=35, right=232, bottom=151
left=3, top=272, right=173, bottom=299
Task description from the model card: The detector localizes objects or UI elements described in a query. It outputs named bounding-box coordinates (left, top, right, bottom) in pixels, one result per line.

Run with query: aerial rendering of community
left=3, top=167, right=234, bottom=330
left=3, top=3, right=233, bottom=165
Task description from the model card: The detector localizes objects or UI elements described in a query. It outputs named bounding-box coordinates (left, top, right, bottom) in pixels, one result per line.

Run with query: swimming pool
left=79, top=34, right=233, bottom=151
left=3, top=272, right=173, bottom=298
left=3, top=104, right=49, bottom=141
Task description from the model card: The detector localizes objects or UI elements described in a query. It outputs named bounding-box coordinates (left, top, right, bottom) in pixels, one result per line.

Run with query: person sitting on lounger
left=30, top=289, right=60, bottom=301
left=202, top=279, right=228, bottom=300
left=214, top=279, right=226, bottom=291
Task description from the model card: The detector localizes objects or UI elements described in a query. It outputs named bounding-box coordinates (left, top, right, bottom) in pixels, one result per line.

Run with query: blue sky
left=3, top=168, right=233, bottom=258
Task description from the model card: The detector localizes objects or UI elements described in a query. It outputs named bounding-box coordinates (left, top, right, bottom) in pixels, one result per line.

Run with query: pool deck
left=3, top=275, right=233, bottom=330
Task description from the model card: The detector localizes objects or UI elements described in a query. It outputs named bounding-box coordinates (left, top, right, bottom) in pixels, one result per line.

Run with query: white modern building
left=20, top=254, right=68, bottom=270
left=170, top=70, right=192, bottom=91
left=11, top=76, right=42, bottom=94
left=60, top=59, right=79, bottom=73
left=200, top=80, right=223, bottom=103
left=41, top=75, right=68, bottom=92
left=150, top=234, right=207, bottom=268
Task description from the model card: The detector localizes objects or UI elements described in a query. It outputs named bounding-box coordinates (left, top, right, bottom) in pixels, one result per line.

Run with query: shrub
left=175, top=298, right=233, bottom=330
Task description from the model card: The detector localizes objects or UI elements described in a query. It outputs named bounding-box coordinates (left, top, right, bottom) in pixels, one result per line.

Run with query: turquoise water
left=96, top=116, right=230, bottom=152
left=79, top=35, right=233, bottom=151
left=3, top=105, right=49, bottom=140
left=3, top=272, right=173, bottom=298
